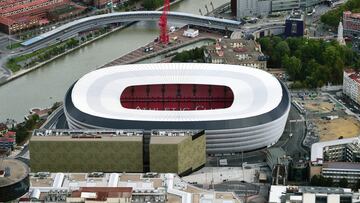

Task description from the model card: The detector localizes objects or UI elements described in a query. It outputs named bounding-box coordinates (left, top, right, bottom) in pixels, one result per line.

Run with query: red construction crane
left=158, top=0, right=170, bottom=44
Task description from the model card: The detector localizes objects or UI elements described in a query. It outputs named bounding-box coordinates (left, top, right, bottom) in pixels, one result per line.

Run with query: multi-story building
left=233, top=0, right=271, bottom=18
left=231, top=0, right=324, bottom=18
left=272, top=0, right=300, bottom=12
left=285, top=12, right=305, bottom=37
left=343, top=69, right=360, bottom=105
left=347, top=142, right=360, bottom=162
left=0, top=131, right=16, bottom=150
left=203, top=39, right=267, bottom=70
left=0, top=0, right=86, bottom=34
left=269, top=185, right=357, bottom=203
left=322, top=162, right=360, bottom=185
left=343, top=11, right=360, bottom=38
left=310, top=137, right=360, bottom=185
left=29, top=129, right=206, bottom=175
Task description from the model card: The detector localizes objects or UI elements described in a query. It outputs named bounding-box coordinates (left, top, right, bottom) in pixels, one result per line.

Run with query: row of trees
left=311, top=175, right=360, bottom=190
left=258, top=36, right=360, bottom=88
left=321, top=0, right=360, bottom=27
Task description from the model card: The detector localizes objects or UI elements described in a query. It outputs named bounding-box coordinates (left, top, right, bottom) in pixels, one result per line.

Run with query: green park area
left=321, top=0, right=360, bottom=27
left=258, top=36, right=360, bottom=88
left=6, top=38, right=79, bottom=72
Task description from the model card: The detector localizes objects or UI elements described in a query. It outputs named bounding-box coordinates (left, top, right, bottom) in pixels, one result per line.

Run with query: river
left=0, top=0, right=229, bottom=122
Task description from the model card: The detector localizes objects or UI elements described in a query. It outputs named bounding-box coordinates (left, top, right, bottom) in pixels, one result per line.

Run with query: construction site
left=292, top=90, right=360, bottom=148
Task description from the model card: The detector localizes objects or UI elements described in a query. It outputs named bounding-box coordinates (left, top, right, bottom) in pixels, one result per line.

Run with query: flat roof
left=0, top=159, right=29, bottom=187
left=150, top=136, right=188, bottom=144
left=30, top=136, right=142, bottom=142
left=71, top=63, right=283, bottom=122
left=311, top=137, right=360, bottom=162
left=323, top=162, right=360, bottom=171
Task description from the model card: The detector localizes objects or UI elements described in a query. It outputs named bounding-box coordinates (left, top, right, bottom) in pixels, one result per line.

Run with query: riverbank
left=102, top=26, right=221, bottom=67
left=0, top=0, right=184, bottom=87
left=0, top=24, right=133, bottom=86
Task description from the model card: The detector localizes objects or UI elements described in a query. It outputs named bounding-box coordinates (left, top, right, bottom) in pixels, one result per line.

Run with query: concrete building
left=20, top=172, right=242, bottom=203
left=233, top=0, right=271, bottom=18
left=310, top=137, right=360, bottom=185
left=344, top=11, right=360, bottom=38
left=343, top=69, right=360, bottom=105
left=29, top=129, right=206, bottom=175
left=284, top=12, right=305, bottom=37
left=322, top=162, right=360, bottom=185
left=203, top=39, right=267, bottom=70
left=269, top=185, right=357, bottom=203
left=231, top=0, right=324, bottom=18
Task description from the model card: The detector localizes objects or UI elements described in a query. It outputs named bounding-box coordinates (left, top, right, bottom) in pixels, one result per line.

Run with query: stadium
left=64, top=63, right=291, bottom=154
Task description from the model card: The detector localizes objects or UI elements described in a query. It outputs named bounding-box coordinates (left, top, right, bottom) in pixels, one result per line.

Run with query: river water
left=0, top=0, right=228, bottom=122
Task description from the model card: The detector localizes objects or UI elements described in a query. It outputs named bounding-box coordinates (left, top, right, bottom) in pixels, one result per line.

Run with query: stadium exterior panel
left=64, top=63, right=290, bottom=154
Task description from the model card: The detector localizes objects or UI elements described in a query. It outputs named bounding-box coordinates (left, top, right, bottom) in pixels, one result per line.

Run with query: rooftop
left=344, top=11, right=360, bottom=19
left=323, top=162, right=360, bottom=170
left=0, top=159, right=29, bottom=187
left=26, top=172, right=242, bottom=203
left=205, top=39, right=264, bottom=65
left=310, top=136, right=360, bottom=163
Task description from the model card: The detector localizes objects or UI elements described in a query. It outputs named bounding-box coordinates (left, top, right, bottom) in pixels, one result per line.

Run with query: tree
left=355, top=179, right=360, bottom=190
left=310, top=175, right=333, bottom=187
left=338, top=178, right=348, bottom=188
left=273, top=41, right=290, bottom=67
left=282, top=56, right=301, bottom=80
left=310, top=175, right=320, bottom=186
left=259, top=37, right=273, bottom=53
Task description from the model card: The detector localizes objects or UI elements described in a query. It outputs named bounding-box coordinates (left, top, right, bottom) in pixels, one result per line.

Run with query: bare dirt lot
left=304, top=101, right=335, bottom=113
left=314, top=116, right=360, bottom=141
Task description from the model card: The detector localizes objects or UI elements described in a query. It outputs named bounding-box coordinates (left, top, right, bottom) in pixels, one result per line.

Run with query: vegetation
left=338, top=178, right=349, bottom=188
left=6, top=42, right=22, bottom=50
left=12, top=114, right=40, bottom=145
left=321, top=0, right=360, bottom=27
left=310, top=175, right=333, bottom=187
left=6, top=38, right=80, bottom=72
left=171, top=47, right=205, bottom=62
left=143, top=0, right=164, bottom=10
left=355, top=179, right=360, bottom=190
left=258, top=36, right=360, bottom=88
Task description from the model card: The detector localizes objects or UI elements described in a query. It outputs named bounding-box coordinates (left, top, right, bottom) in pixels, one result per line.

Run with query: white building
left=343, top=69, right=360, bottom=105
left=183, top=29, right=199, bottom=38
left=269, top=185, right=358, bottom=203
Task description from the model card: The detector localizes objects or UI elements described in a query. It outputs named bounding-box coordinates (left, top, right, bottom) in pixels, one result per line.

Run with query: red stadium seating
left=120, top=84, right=233, bottom=110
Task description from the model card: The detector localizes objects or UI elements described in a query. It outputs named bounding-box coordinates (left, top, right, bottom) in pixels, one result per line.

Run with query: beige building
left=204, top=39, right=267, bottom=70
left=29, top=129, right=206, bottom=175
left=66, top=187, right=132, bottom=203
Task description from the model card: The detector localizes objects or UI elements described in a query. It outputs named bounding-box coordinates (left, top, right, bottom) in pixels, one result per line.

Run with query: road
left=21, top=11, right=241, bottom=52
left=275, top=105, right=309, bottom=159
left=206, top=104, right=309, bottom=167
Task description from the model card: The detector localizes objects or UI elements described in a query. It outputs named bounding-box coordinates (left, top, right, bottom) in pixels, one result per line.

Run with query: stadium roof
left=71, top=63, right=283, bottom=122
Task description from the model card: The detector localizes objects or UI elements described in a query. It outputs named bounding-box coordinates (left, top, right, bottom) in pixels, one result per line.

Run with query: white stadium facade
left=64, top=63, right=290, bottom=154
